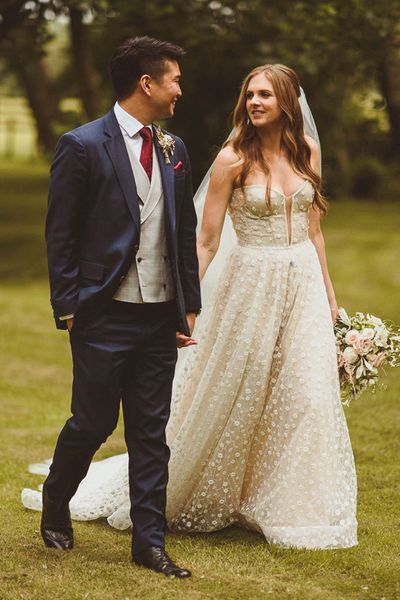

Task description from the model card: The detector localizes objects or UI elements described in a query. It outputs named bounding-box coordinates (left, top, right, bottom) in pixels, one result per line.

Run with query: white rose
left=361, top=328, right=374, bottom=340
left=374, top=327, right=388, bottom=347
left=343, top=346, right=359, bottom=364
left=345, top=329, right=360, bottom=346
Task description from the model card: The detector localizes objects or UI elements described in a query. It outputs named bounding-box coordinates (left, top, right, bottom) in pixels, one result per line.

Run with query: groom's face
left=150, top=60, right=182, bottom=119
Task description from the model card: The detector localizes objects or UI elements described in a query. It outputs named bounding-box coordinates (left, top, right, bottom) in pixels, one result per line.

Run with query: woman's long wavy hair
left=226, top=64, right=327, bottom=214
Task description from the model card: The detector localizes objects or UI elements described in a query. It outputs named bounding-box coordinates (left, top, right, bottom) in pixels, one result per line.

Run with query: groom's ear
left=139, top=74, right=152, bottom=96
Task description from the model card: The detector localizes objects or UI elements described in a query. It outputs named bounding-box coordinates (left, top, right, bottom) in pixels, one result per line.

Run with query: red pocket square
left=174, top=161, right=183, bottom=172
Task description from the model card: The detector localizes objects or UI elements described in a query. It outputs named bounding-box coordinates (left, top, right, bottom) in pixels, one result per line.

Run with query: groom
left=42, top=36, right=201, bottom=578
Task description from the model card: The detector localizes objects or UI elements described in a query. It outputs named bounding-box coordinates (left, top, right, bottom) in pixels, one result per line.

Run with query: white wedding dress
left=22, top=180, right=358, bottom=549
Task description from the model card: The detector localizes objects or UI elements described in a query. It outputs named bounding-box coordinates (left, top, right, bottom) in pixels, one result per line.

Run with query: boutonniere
left=154, top=125, right=175, bottom=164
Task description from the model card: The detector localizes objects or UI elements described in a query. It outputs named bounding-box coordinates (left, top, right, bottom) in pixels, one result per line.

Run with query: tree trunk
left=0, top=2, right=59, bottom=153
left=69, top=6, right=100, bottom=120
left=15, top=57, right=59, bottom=153
left=380, top=38, right=400, bottom=154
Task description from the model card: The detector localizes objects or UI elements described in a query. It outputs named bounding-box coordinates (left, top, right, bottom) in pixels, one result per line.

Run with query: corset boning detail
left=229, top=181, right=314, bottom=248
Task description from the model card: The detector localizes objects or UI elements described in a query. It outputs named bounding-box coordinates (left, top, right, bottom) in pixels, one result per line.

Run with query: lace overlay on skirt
left=22, top=182, right=357, bottom=549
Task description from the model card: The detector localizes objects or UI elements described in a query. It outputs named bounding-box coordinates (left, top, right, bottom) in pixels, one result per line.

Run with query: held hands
left=176, top=312, right=197, bottom=348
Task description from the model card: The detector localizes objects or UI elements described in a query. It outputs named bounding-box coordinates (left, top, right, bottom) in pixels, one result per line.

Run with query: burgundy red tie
left=139, top=126, right=153, bottom=181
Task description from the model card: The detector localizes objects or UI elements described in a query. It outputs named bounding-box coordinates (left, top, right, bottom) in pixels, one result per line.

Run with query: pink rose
left=345, top=329, right=360, bottom=346
left=354, top=337, right=372, bottom=355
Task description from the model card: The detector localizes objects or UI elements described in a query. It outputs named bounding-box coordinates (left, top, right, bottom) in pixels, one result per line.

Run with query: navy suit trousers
left=43, top=299, right=178, bottom=554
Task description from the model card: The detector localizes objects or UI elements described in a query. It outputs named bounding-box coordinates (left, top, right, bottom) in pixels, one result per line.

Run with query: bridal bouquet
left=335, top=308, right=400, bottom=404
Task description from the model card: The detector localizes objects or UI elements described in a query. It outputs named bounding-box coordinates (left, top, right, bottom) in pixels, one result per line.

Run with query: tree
left=2, top=0, right=398, bottom=195
left=67, top=1, right=102, bottom=120
left=0, top=0, right=61, bottom=152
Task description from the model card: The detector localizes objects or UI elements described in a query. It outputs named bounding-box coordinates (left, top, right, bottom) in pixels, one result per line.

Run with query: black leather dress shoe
left=40, top=488, right=74, bottom=550
left=132, top=546, right=191, bottom=578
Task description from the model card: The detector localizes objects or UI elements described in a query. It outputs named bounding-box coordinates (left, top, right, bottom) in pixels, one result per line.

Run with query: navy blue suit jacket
left=45, top=109, right=201, bottom=337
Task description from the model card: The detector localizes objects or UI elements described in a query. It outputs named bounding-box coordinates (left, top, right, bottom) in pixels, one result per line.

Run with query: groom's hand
left=176, top=313, right=197, bottom=348
left=67, top=317, right=74, bottom=332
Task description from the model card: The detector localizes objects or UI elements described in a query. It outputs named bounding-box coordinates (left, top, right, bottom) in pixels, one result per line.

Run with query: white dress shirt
left=113, top=101, right=153, bottom=161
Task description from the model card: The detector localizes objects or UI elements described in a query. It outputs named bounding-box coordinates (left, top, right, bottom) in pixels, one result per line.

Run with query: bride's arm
left=308, top=207, right=338, bottom=322
left=197, top=147, right=239, bottom=281
left=307, top=138, right=338, bottom=322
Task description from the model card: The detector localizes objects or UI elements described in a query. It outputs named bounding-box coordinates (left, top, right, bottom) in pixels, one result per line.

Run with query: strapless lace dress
left=22, top=181, right=358, bottom=549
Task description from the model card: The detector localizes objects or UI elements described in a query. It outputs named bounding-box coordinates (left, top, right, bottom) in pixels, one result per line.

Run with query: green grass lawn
left=0, top=162, right=399, bottom=600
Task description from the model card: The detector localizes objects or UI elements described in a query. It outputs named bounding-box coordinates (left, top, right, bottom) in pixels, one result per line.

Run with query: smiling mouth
left=252, top=110, right=265, bottom=116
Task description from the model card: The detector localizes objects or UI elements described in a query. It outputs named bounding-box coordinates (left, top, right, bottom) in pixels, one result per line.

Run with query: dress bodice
left=229, top=180, right=314, bottom=247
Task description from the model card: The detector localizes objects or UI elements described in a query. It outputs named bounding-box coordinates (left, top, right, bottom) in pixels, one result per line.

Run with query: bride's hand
left=329, top=302, right=339, bottom=324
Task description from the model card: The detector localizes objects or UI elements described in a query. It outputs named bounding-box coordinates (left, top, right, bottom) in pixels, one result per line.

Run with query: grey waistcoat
left=113, top=145, right=175, bottom=303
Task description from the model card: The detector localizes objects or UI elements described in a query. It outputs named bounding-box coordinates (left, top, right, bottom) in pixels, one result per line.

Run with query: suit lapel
left=103, top=111, right=140, bottom=234
left=154, top=132, right=176, bottom=233
left=129, top=150, right=151, bottom=206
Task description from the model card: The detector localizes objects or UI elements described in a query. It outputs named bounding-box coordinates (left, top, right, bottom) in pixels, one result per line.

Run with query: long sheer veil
left=176, top=86, right=321, bottom=359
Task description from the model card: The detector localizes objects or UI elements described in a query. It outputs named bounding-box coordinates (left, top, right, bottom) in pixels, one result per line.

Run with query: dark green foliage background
left=1, top=0, right=400, bottom=193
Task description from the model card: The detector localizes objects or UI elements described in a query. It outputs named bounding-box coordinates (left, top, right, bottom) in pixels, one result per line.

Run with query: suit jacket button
left=119, top=275, right=125, bottom=282
left=137, top=257, right=142, bottom=263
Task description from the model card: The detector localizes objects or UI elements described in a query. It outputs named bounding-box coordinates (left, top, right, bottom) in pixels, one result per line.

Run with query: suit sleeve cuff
left=186, top=308, right=202, bottom=316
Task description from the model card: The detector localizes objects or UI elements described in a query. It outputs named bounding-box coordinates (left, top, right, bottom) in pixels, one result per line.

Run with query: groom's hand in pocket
left=176, top=313, right=197, bottom=348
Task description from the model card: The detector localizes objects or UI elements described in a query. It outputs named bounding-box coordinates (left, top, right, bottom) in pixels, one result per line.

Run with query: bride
left=23, top=64, right=357, bottom=550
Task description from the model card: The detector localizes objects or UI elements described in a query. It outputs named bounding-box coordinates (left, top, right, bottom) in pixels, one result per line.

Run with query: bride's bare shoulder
left=215, top=144, right=241, bottom=167
left=211, top=145, right=242, bottom=185
left=213, top=145, right=242, bottom=180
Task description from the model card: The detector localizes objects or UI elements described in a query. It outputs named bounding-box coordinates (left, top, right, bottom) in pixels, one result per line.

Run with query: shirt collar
left=113, top=102, right=153, bottom=137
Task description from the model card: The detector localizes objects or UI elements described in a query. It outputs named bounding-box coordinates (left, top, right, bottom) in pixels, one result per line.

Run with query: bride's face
left=246, top=74, right=282, bottom=127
